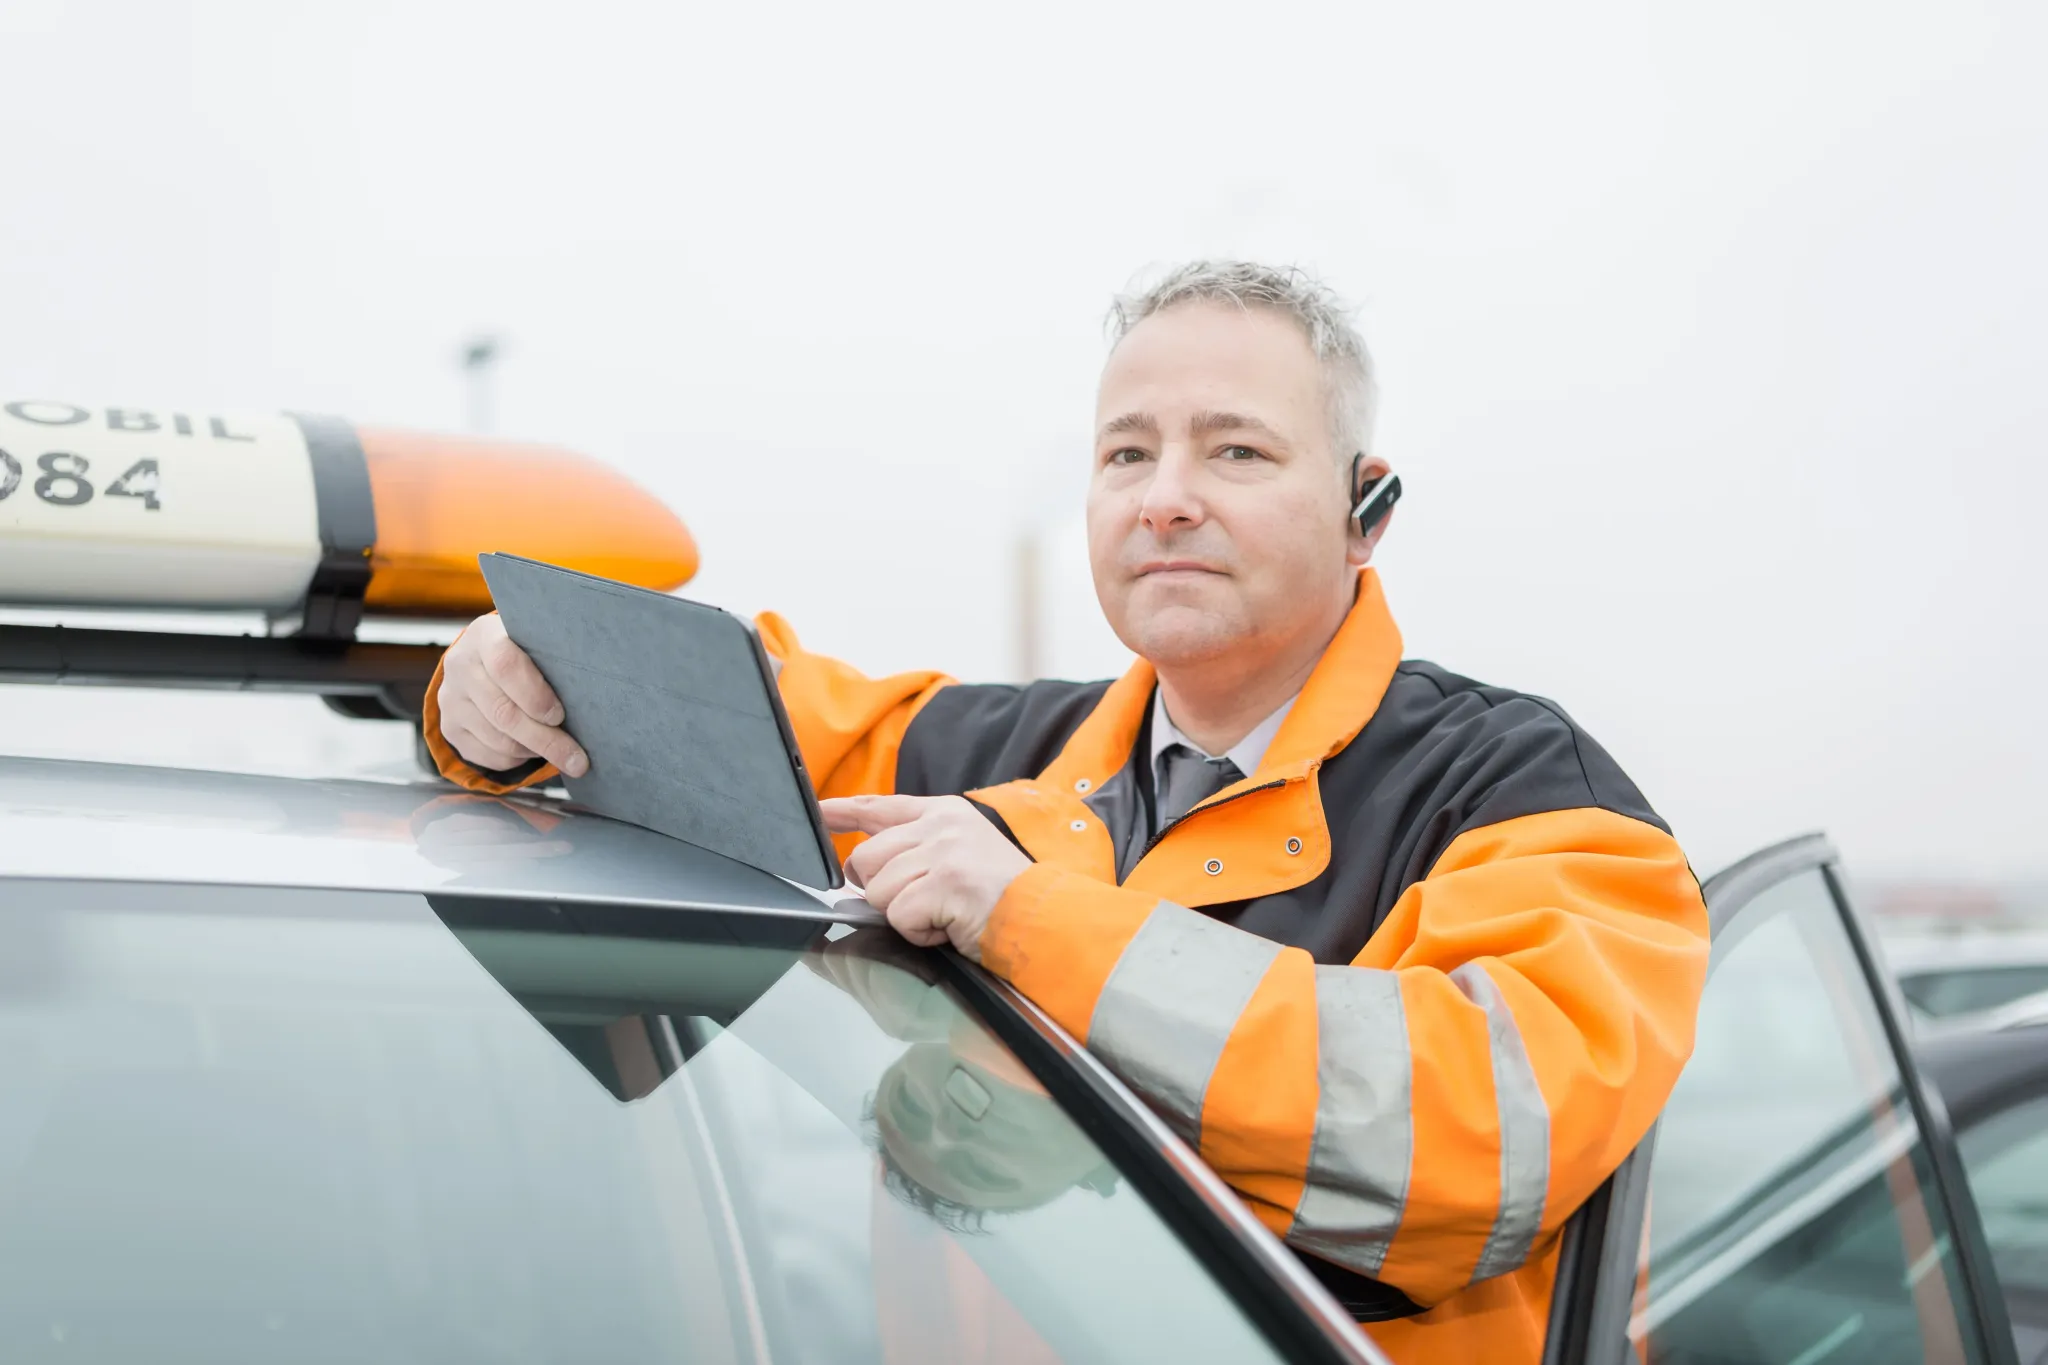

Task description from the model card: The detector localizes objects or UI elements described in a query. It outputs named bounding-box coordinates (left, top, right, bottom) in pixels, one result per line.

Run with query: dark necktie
left=1154, top=744, right=1245, bottom=835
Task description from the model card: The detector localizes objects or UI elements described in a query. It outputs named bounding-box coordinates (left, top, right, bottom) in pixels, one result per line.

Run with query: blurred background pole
left=460, top=335, right=501, bottom=434
left=1013, top=529, right=1042, bottom=683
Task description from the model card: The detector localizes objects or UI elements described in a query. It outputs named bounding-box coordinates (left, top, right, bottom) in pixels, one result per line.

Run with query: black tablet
left=478, top=553, right=842, bottom=890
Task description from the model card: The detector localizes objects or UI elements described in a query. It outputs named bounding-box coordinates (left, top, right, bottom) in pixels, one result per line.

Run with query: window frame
left=1543, top=833, right=2020, bottom=1365
left=942, top=953, right=1394, bottom=1365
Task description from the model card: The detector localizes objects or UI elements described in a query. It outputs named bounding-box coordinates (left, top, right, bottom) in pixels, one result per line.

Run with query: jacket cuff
left=980, top=863, right=1157, bottom=1045
left=419, top=624, right=561, bottom=795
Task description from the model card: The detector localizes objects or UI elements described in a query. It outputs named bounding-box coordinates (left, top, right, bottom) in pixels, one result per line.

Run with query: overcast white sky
left=1, top=0, right=2043, bottom=881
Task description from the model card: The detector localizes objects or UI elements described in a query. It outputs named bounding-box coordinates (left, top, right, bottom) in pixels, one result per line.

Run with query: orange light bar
left=357, top=429, right=698, bottom=617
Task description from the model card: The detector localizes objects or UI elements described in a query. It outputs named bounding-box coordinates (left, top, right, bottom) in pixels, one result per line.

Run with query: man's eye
left=1107, top=448, right=1150, bottom=466
left=1220, top=445, right=1263, bottom=461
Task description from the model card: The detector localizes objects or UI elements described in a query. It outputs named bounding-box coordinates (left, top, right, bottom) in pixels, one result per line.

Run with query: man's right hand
left=436, top=613, right=590, bottom=777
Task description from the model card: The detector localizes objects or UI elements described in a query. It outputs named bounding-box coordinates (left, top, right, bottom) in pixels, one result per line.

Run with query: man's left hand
left=820, top=795, right=1031, bottom=961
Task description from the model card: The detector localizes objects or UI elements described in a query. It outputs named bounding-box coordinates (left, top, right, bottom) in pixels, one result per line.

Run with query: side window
left=1899, top=967, right=2048, bottom=1021
left=1631, top=868, right=1996, bottom=1365
left=1955, top=1095, right=2048, bottom=1358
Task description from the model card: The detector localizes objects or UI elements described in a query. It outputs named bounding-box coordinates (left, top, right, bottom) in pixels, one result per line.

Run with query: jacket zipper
left=1133, top=777, right=1290, bottom=865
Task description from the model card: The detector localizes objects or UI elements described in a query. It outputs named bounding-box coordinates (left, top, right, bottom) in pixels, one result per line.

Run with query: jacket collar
left=1036, top=568, right=1404, bottom=798
left=969, top=570, right=1405, bottom=899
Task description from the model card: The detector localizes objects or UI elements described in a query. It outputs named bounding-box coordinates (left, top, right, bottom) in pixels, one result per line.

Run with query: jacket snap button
left=1286, top=836, right=1303, bottom=856
left=1070, top=820, right=1087, bottom=832
left=1204, top=858, right=1223, bottom=876
left=1074, top=778, right=1091, bottom=793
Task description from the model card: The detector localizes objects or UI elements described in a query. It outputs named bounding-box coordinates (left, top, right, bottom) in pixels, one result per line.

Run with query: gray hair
left=1108, top=260, right=1378, bottom=460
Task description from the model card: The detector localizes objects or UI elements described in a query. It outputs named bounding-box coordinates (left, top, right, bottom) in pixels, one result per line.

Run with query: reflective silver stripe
left=1289, top=966, right=1412, bottom=1275
left=1087, top=901, right=1283, bottom=1148
left=1451, top=962, right=1551, bottom=1282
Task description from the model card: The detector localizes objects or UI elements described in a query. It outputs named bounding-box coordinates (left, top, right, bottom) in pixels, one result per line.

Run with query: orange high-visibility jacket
left=424, top=570, right=1710, bottom=1365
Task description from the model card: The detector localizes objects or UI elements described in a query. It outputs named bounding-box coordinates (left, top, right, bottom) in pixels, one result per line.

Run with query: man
left=426, top=261, right=1710, bottom=1363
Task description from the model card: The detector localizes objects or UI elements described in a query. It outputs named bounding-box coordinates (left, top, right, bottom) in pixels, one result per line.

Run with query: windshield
left=0, top=879, right=1291, bottom=1363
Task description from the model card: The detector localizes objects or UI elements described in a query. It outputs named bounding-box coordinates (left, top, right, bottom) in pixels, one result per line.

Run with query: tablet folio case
left=478, top=554, right=841, bottom=890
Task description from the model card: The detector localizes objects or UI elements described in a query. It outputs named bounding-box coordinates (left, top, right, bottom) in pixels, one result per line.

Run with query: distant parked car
left=1886, top=934, right=2048, bottom=1027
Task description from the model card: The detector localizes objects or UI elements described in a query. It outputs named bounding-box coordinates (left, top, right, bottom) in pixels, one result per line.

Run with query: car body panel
left=0, top=756, right=853, bottom=921
left=1921, top=1022, right=2048, bottom=1120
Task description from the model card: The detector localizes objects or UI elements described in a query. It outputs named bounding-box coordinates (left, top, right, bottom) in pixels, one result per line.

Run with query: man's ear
left=1347, top=455, right=1396, bottom=567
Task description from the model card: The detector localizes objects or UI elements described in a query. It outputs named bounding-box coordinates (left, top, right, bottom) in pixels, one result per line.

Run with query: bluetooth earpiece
left=1350, top=453, right=1403, bottom=537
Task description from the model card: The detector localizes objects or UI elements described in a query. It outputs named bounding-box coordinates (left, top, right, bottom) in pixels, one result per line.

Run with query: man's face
left=1088, top=301, right=1376, bottom=669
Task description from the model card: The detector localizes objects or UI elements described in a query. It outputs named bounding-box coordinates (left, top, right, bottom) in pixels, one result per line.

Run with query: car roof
left=0, top=754, right=865, bottom=923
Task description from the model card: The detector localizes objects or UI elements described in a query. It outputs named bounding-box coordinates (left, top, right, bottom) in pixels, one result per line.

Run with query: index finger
left=473, top=670, right=588, bottom=777
left=820, top=794, right=938, bottom=835
left=481, top=632, right=566, bottom=728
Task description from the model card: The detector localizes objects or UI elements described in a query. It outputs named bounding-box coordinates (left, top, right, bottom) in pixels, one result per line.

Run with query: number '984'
left=0, top=450, right=160, bottom=511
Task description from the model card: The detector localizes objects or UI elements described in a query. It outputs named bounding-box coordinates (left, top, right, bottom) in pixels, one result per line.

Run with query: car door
left=1544, top=833, right=2019, bottom=1365
left=1953, top=1078, right=2048, bottom=1364
left=1920, top=1020, right=2048, bottom=1363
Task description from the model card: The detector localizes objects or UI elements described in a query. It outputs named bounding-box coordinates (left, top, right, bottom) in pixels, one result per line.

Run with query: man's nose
left=1138, top=446, right=1204, bottom=533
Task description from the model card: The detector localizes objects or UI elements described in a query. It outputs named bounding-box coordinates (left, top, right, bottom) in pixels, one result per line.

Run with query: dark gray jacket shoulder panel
left=1220, top=661, right=1673, bottom=962
left=894, top=679, right=1112, bottom=798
